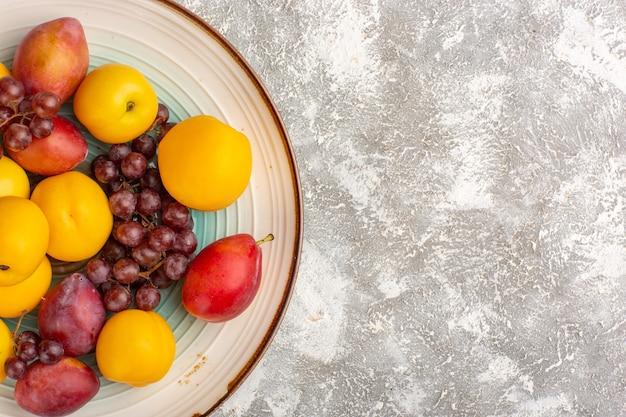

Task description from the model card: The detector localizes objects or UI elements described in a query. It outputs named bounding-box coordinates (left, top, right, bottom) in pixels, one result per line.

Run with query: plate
left=0, top=1, right=303, bottom=416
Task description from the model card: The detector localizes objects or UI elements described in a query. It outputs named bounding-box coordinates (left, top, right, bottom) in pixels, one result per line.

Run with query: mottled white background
left=177, top=1, right=625, bottom=416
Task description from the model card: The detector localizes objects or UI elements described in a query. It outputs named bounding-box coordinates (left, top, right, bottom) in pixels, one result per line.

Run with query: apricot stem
left=256, top=233, right=275, bottom=246
left=126, top=101, right=135, bottom=112
left=0, top=265, right=9, bottom=271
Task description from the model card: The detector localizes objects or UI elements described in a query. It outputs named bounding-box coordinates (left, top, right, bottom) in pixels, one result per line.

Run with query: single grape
left=135, top=284, right=161, bottom=311
left=103, top=283, right=132, bottom=312
left=140, top=167, right=163, bottom=191
left=17, top=341, right=38, bottom=362
left=29, top=115, right=54, bottom=138
left=131, top=241, right=162, bottom=268
left=162, top=201, right=191, bottom=230
left=149, top=266, right=175, bottom=289
left=0, top=76, right=25, bottom=106
left=4, top=123, right=32, bottom=151
left=154, top=103, right=170, bottom=126
left=16, top=331, right=41, bottom=347
left=108, top=143, right=132, bottom=164
left=92, top=157, right=119, bottom=184
left=120, top=151, right=147, bottom=179
left=91, top=154, right=108, bottom=173
left=4, top=356, right=28, bottom=380
left=172, top=228, right=198, bottom=256
left=31, top=91, right=61, bottom=119
left=148, top=225, right=176, bottom=252
left=17, top=99, right=32, bottom=114
left=112, top=257, right=140, bottom=284
left=38, top=339, right=64, bottom=365
left=115, top=220, right=145, bottom=247
left=132, top=134, right=157, bottom=159
left=109, top=189, right=137, bottom=219
left=0, top=106, right=14, bottom=126
left=102, top=238, right=128, bottom=264
left=163, top=252, right=189, bottom=280
left=136, top=187, right=161, bottom=216
left=85, top=258, right=112, bottom=285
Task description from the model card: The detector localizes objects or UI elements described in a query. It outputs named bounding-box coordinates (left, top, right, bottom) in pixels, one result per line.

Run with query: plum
left=14, top=356, right=99, bottom=417
left=38, top=273, right=106, bottom=357
left=182, top=233, right=273, bottom=322
left=7, top=115, right=88, bottom=176
left=12, top=17, right=89, bottom=104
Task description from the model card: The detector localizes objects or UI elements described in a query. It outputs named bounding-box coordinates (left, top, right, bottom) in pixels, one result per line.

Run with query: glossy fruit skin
left=38, top=273, right=106, bottom=357
left=7, top=115, right=88, bottom=176
left=96, top=309, right=176, bottom=387
left=157, top=115, right=252, bottom=212
left=0, top=196, right=49, bottom=287
left=12, top=17, right=89, bottom=104
left=182, top=233, right=262, bottom=322
left=73, top=62, right=158, bottom=144
left=30, top=171, right=113, bottom=262
left=0, top=319, right=13, bottom=382
left=0, top=256, right=51, bottom=318
left=0, top=155, right=30, bottom=198
left=14, top=356, right=100, bottom=417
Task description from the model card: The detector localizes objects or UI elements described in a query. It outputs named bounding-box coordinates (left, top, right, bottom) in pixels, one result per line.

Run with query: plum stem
left=256, top=233, right=275, bottom=246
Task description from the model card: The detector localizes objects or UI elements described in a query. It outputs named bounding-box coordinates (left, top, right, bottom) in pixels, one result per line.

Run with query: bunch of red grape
left=87, top=104, right=197, bottom=313
left=4, top=330, right=64, bottom=380
left=0, top=76, right=61, bottom=155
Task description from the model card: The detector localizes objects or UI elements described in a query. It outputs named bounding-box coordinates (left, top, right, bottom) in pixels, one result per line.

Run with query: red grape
left=85, top=258, right=111, bottom=285
left=4, top=357, right=27, bottom=380
left=103, top=284, right=132, bottom=312
left=162, top=201, right=191, bottom=230
left=112, top=257, right=140, bottom=284
left=163, top=252, right=188, bottom=280
left=136, top=187, right=161, bottom=216
left=0, top=76, right=25, bottom=106
left=108, top=143, right=132, bottom=163
left=132, top=134, right=157, bottom=159
left=115, top=220, right=144, bottom=247
left=38, top=339, right=64, bottom=365
left=135, top=285, right=161, bottom=311
left=109, top=189, right=137, bottom=219
left=148, top=225, right=176, bottom=252
left=120, top=151, right=147, bottom=179
left=4, top=123, right=32, bottom=151
left=29, top=115, right=54, bottom=138
left=31, top=91, right=61, bottom=119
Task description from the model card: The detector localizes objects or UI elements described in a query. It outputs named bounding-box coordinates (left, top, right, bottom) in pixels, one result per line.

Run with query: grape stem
left=0, top=111, right=34, bottom=130
left=11, top=311, right=26, bottom=340
left=138, top=257, right=166, bottom=280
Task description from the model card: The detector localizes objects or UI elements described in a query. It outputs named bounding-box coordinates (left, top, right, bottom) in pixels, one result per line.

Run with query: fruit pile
left=0, top=17, right=272, bottom=417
